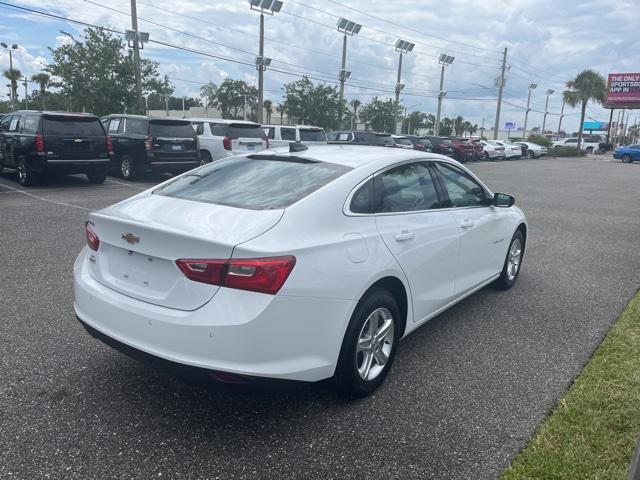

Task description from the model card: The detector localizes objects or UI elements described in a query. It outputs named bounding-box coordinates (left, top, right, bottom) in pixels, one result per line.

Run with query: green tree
left=47, top=27, right=164, bottom=115
left=359, top=96, right=402, bottom=133
left=454, top=115, right=465, bottom=136
left=200, top=81, right=217, bottom=110
left=3, top=68, right=21, bottom=106
left=276, top=103, right=285, bottom=124
left=31, top=72, right=50, bottom=110
left=211, top=78, right=256, bottom=119
left=425, top=114, right=436, bottom=134
left=146, top=75, right=175, bottom=112
left=439, top=117, right=455, bottom=136
left=563, top=70, right=607, bottom=151
left=263, top=99, right=273, bottom=124
left=403, top=111, right=426, bottom=135
left=282, top=77, right=345, bottom=129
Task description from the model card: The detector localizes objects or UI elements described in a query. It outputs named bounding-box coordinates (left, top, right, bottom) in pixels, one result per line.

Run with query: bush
left=549, top=146, right=582, bottom=157
left=528, top=134, right=553, bottom=148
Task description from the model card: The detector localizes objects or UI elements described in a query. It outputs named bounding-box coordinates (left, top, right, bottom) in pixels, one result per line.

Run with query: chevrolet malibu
left=74, top=144, right=527, bottom=397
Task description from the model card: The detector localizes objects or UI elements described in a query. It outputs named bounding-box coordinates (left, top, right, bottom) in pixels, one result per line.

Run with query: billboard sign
left=583, top=120, right=608, bottom=131
left=606, top=73, right=640, bottom=108
left=505, top=122, right=516, bottom=129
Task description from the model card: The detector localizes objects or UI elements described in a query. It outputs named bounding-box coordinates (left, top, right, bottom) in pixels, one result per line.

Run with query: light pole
left=249, top=0, right=282, bottom=124
left=522, top=83, right=537, bottom=139
left=126, top=1, right=149, bottom=115
left=1, top=42, right=18, bottom=110
left=394, top=39, right=414, bottom=134
left=435, top=54, right=454, bottom=136
left=542, top=89, right=554, bottom=133
left=493, top=47, right=508, bottom=140
left=336, top=18, right=361, bottom=128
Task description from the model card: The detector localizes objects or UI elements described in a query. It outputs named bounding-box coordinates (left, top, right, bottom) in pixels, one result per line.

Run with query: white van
left=262, top=124, right=327, bottom=148
left=190, top=118, right=267, bottom=162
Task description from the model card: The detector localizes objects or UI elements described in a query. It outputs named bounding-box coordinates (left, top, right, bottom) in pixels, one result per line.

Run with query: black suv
left=0, top=111, right=112, bottom=186
left=327, top=130, right=395, bottom=147
left=101, top=115, right=200, bottom=180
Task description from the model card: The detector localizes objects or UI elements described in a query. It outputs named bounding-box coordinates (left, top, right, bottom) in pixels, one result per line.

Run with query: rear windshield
left=149, top=120, right=195, bottom=138
left=154, top=156, right=351, bottom=210
left=374, top=135, right=394, bottom=146
left=300, top=128, right=326, bottom=142
left=416, top=138, right=432, bottom=145
left=229, top=123, right=265, bottom=139
left=440, top=139, right=453, bottom=145
left=394, top=138, right=412, bottom=145
left=42, top=116, right=104, bottom=136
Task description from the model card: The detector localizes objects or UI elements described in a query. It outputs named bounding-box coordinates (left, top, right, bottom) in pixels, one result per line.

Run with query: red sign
left=606, top=73, right=640, bottom=108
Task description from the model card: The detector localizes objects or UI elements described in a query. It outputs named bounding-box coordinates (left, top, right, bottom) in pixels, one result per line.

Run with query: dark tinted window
left=8, top=116, right=20, bottom=132
left=394, top=138, right=412, bottom=146
left=0, top=115, right=11, bottom=132
left=434, top=162, right=488, bottom=207
left=210, top=123, right=228, bottom=136
left=350, top=178, right=374, bottom=214
left=415, top=137, right=432, bottom=146
left=228, top=123, right=265, bottom=139
left=126, top=118, right=148, bottom=135
left=376, top=162, right=441, bottom=213
left=42, top=116, right=104, bottom=136
left=191, top=122, right=204, bottom=135
left=374, top=134, right=394, bottom=146
left=22, top=116, right=39, bottom=134
left=300, top=128, right=326, bottom=142
left=154, top=156, right=351, bottom=210
left=263, top=127, right=275, bottom=139
left=281, top=128, right=296, bottom=141
left=354, top=131, right=374, bottom=142
left=149, top=120, right=195, bottom=137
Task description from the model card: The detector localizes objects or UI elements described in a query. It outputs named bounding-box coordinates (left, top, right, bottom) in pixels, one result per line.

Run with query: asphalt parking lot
left=1, top=155, right=639, bottom=479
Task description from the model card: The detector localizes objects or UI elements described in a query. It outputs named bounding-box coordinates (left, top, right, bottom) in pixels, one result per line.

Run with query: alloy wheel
left=622, top=155, right=631, bottom=163
left=17, top=160, right=27, bottom=184
left=355, top=307, right=394, bottom=381
left=507, top=238, right=522, bottom=281
left=121, top=158, right=131, bottom=178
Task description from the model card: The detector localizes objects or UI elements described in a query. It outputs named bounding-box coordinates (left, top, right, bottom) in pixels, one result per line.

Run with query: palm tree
left=276, top=103, right=285, bottom=124
left=563, top=70, right=607, bottom=151
left=350, top=99, right=361, bottom=128
left=31, top=72, right=50, bottom=110
left=3, top=68, right=21, bottom=108
left=263, top=99, right=272, bottom=124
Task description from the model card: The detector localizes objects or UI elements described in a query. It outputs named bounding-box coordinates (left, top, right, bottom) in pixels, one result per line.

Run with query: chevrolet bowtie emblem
left=122, top=233, right=140, bottom=245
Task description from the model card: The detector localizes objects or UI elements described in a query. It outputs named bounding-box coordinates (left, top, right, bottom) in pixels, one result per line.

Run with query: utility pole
left=130, top=0, right=144, bottom=115
left=522, top=83, right=537, bottom=139
left=557, top=99, right=566, bottom=140
left=493, top=47, right=508, bottom=140
left=435, top=55, right=454, bottom=136
left=606, top=107, right=614, bottom=144
left=542, top=89, right=554, bottom=133
left=182, top=97, right=185, bottom=118
left=338, top=33, right=348, bottom=127
left=23, top=77, right=28, bottom=110
left=257, top=12, right=264, bottom=123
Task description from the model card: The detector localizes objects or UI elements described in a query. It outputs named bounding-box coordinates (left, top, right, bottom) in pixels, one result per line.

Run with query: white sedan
left=74, top=145, right=527, bottom=397
left=489, top=140, right=523, bottom=159
left=479, top=140, right=506, bottom=160
left=513, top=141, right=548, bottom=159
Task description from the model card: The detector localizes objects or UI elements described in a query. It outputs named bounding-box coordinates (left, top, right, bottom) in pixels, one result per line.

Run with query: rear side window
left=281, top=128, right=296, bottom=141
left=376, top=162, right=441, bottom=213
left=22, top=116, right=39, bottom=134
left=41, top=117, right=104, bottom=136
left=126, top=118, right=148, bottom=135
left=154, top=156, right=351, bottom=210
left=300, top=129, right=326, bottom=142
left=210, top=123, right=228, bottom=136
left=191, top=122, right=204, bottom=135
left=350, top=178, right=374, bottom=214
left=228, top=123, right=265, bottom=139
left=107, top=118, right=122, bottom=134
left=150, top=120, right=195, bottom=138
left=263, top=127, right=275, bottom=139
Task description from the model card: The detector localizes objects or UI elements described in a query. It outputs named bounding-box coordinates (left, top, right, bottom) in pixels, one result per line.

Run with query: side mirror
left=493, top=192, right=515, bottom=207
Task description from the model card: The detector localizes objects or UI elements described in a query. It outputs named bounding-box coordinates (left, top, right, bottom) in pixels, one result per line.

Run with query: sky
left=0, top=0, right=638, bottom=132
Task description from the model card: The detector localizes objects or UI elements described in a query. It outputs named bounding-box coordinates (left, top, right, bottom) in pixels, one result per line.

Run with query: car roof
left=263, top=124, right=324, bottom=129
left=189, top=118, right=260, bottom=125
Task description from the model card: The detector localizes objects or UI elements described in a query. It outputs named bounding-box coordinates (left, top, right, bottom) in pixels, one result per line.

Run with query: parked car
left=488, top=140, right=521, bottom=159
left=74, top=144, right=527, bottom=397
left=327, top=130, right=394, bottom=147
left=552, top=137, right=599, bottom=153
left=0, top=110, right=112, bottom=186
left=423, top=136, right=456, bottom=157
left=613, top=144, right=640, bottom=163
left=189, top=118, right=267, bottom=162
left=262, top=124, right=327, bottom=148
left=391, top=135, right=414, bottom=149
left=478, top=140, right=506, bottom=161
left=513, top=141, right=548, bottom=159
left=101, top=115, right=200, bottom=180
left=405, top=135, right=433, bottom=152
left=448, top=138, right=475, bottom=163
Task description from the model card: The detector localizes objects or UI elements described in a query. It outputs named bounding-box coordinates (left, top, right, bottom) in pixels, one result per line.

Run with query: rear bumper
left=73, top=248, right=355, bottom=382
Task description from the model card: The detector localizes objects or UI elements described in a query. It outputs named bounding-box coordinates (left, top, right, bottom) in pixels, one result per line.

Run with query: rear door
left=374, top=161, right=460, bottom=321
left=41, top=114, right=108, bottom=161
left=149, top=119, right=198, bottom=162
left=432, top=161, right=508, bottom=295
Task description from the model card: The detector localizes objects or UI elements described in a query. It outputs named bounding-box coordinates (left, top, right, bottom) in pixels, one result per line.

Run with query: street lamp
left=394, top=39, right=414, bottom=134
left=522, top=83, right=537, bottom=139
left=1, top=42, right=18, bottom=110
left=336, top=17, right=361, bottom=128
left=541, top=89, right=554, bottom=133
left=434, top=53, right=454, bottom=136
left=249, top=0, right=283, bottom=123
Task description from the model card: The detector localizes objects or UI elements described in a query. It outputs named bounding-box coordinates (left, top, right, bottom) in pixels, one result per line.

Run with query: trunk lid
left=227, top=123, right=267, bottom=153
left=88, top=193, right=284, bottom=311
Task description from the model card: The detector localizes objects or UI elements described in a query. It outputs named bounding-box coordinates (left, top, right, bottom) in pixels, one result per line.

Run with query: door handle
left=460, top=218, right=474, bottom=229
left=395, top=230, right=415, bottom=241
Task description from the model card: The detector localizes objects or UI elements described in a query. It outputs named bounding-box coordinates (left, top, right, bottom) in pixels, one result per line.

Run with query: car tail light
left=144, top=136, right=153, bottom=151
left=85, top=222, right=100, bottom=251
left=223, top=136, right=238, bottom=151
left=106, top=136, right=113, bottom=154
left=35, top=133, right=45, bottom=153
left=175, top=256, right=296, bottom=295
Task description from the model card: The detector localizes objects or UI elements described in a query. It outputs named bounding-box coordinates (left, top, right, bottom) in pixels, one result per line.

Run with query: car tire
left=200, top=150, right=212, bottom=165
left=622, top=154, right=632, bottom=163
left=120, top=155, right=139, bottom=180
left=483, top=152, right=490, bottom=161
left=493, top=230, right=525, bottom=290
left=334, top=287, right=400, bottom=398
left=527, top=150, right=535, bottom=159
left=586, top=147, right=593, bottom=154
left=86, top=170, right=107, bottom=184
left=17, top=157, right=41, bottom=187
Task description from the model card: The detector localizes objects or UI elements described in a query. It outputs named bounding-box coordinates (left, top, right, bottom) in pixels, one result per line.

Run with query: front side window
left=0, top=115, right=12, bottom=132
left=435, top=162, right=488, bottom=208
left=375, top=162, right=441, bottom=213
left=281, top=128, right=296, bottom=141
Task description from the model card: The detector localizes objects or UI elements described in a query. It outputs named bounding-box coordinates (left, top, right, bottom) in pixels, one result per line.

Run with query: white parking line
left=0, top=182, right=92, bottom=211
left=104, top=179, right=149, bottom=190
